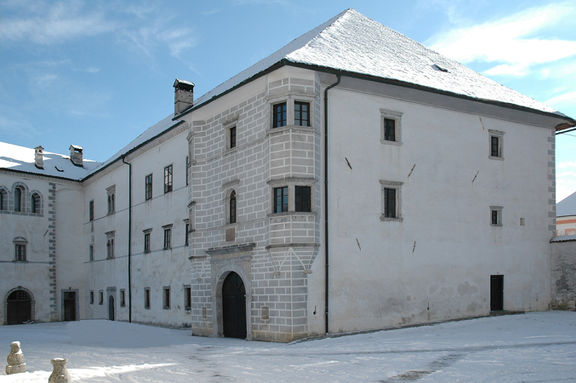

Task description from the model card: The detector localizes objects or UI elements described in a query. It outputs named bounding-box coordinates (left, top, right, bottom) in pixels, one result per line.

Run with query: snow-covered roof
left=193, top=9, right=570, bottom=119
left=0, top=142, right=100, bottom=181
left=557, top=191, right=576, bottom=217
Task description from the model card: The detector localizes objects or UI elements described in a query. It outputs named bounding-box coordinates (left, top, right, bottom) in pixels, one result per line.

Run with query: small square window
left=273, top=186, right=288, bottom=213
left=294, top=101, right=310, bottom=127
left=380, top=109, right=402, bottom=144
left=295, top=186, right=311, bottom=212
left=272, top=102, right=287, bottom=128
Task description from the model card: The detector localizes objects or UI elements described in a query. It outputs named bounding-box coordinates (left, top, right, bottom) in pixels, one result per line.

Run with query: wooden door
left=63, top=291, right=76, bottom=321
left=7, top=290, right=32, bottom=325
left=490, top=275, right=504, bottom=311
left=222, top=272, right=247, bottom=339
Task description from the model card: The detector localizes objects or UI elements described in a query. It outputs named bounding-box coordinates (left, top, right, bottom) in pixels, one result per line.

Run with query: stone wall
left=551, top=238, right=576, bottom=310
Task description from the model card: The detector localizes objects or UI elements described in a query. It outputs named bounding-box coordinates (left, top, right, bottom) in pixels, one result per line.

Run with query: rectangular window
left=185, top=156, right=190, bottom=186
left=295, top=186, right=312, bottom=212
left=229, top=126, right=237, bottom=149
left=89, top=200, right=94, bottom=221
left=144, top=288, right=150, bottom=309
left=143, top=229, right=151, bottom=254
left=273, top=102, right=287, bottom=128
left=164, top=165, right=173, bottom=193
left=163, top=225, right=172, bottom=250
left=120, top=289, right=126, bottom=307
left=380, top=109, right=402, bottom=144
left=184, top=286, right=192, bottom=311
left=489, top=130, right=504, bottom=159
left=163, top=287, right=170, bottom=309
left=89, top=244, right=94, bottom=261
left=106, top=186, right=116, bottom=215
left=384, top=118, right=396, bottom=141
left=294, top=101, right=310, bottom=126
left=14, top=244, right=26, bottom=262
left=145, top=174, right=153, bottom=200
left=273, top=186, right=288, bottom=213
left=380, top=180, right=402, bottom=221
left=490, top=206, right=503, bottom=226
left=90, top=291, right=94, bottom=305
left=99, top=291, right=104, bottom=305
left=106, top=231, right=115, bottom=259
left=185, top=223, right=190, bottom=246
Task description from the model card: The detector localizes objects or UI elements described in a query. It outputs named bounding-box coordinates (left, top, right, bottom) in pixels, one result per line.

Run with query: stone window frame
left=184, top=285, right=192, bottom=311
left=12, top=183, right=28, bottom=213
left=269, top=177, right=316, bottom=215
left=163, top=286, right=171, bottom=310
left=489, top=129, right=504, bottom=160
left=163, top=224, right=173, bottom=250
left=30, top=191, right=43, bottom=215
left=380, top=108, right=403, bottom=145
left=0, top=187, right=8, bottom=211
left=13, top=236, right=27, bottom=262
left=268, top=95, right=315, bottom=131
left=380, top=180, right=403, bottom=222
left=106, top=231, right=115, bottom=259
left=106, top=185, right=116, bottom=215
left=222, top=180, right=240, bottom=227
left=294, top=100, right=311, bottom=127
left=490, top=206, right=503, bottom=226
left=143, top=228, right=152, bottom=254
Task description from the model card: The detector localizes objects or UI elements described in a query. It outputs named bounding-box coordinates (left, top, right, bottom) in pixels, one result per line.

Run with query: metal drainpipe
left=121, top=156, right=133, bottom=323
left=324, top=73, right=341, bottom=335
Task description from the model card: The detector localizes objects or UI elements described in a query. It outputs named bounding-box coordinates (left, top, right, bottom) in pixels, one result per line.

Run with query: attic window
left=432, top=64, right=449, bottom=73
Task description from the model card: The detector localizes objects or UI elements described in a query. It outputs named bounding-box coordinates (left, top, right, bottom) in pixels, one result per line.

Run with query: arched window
left=229, top=190, right=237, bottom=224
left=31, top=193, right=41, bottom=214
left=14, top=186, right=24, bottom=212
left=0, top=189, right=7, bottom=210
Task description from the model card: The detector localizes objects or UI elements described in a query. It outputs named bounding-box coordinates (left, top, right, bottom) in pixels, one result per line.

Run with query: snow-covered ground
left=1, top=312, right=575, bottom=382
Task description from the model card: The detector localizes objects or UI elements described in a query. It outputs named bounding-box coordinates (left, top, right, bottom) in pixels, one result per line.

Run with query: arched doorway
left=108, top=296, right=115, bottom=321
left=6, top=290, right=32, bottom=325
left=222, top=272, right=246, bottom=339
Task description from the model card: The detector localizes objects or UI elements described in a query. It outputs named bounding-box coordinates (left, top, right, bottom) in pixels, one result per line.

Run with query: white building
left=1, top=9, right=575, bottom=341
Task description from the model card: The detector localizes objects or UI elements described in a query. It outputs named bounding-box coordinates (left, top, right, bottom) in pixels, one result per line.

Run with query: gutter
left=324, top=73, right=341, bottom=335
left=121, top=156, right=133, bottom=323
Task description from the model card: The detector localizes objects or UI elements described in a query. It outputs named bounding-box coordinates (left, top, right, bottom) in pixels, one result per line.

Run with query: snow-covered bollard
left=48, top=358, right=71, bottom=383
left=5, top=341, right=26, bottom=375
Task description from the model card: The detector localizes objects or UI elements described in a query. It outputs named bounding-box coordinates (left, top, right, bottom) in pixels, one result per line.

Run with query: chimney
left=34, top=146, right=44, bottom=169
left=69, top=145, right=83, bottom=167
left=173, top=79, right=194, bottom=116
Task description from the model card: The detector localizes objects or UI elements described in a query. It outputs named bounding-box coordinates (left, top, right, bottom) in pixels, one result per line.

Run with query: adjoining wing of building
left=1, top=9, right=575, bottom=340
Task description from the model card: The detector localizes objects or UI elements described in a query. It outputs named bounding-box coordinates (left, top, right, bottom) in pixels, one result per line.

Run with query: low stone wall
left=551, top=237, right=576, bottom=310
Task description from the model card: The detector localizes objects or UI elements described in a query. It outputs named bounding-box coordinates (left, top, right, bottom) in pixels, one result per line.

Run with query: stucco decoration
left=5, top=341, right=26, bottom=375
left=49, top=358, right=71, bottom=383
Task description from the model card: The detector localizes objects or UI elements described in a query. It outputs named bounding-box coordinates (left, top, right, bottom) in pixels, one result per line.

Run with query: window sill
left=267, top=125, right=315, bottom=136
left=489, top=156, right=504, bottom=161
left=380, top=139, right=402, bottom=146
left=380, top=215, right=403, bottom=222
left=268, top=211, right=316, bottom=218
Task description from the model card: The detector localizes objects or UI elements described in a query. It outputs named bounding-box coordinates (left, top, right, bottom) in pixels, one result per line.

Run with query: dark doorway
left=222, top=272, right=247, bottom=339
left=63, top=291, right=77, bottom=321
left=6, top=290, right=32, bottom=325
left=108, top=296, right=115, bottom=321
left=490, top=275, right=504, bottom=311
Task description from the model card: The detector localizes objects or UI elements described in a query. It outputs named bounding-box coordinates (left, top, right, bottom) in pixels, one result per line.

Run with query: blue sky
left=1, top=0, right=575, bottom=200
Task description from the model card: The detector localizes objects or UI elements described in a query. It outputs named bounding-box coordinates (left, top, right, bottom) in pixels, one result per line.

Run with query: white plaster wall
left=317, top=83, right=554, bottom=333
left=557, top=215, right=576, bottom=236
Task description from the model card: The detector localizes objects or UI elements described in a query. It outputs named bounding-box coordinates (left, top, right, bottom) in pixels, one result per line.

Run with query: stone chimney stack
left=69, top=145, right=83, bottom=167
left=174, top=79, right=194, bottom=116
left=34, top=146, right=44, bottom=169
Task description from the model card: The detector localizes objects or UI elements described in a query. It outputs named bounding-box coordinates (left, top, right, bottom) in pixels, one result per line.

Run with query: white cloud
left=546, top=91, right=576, bottom=109
left=558, top=161, right=576, bottom=170
left=0, top=1, right=116, bottom=44
left=428, top=2, right=576, bottom=76
left=122, top=22, right=197, bottom=59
